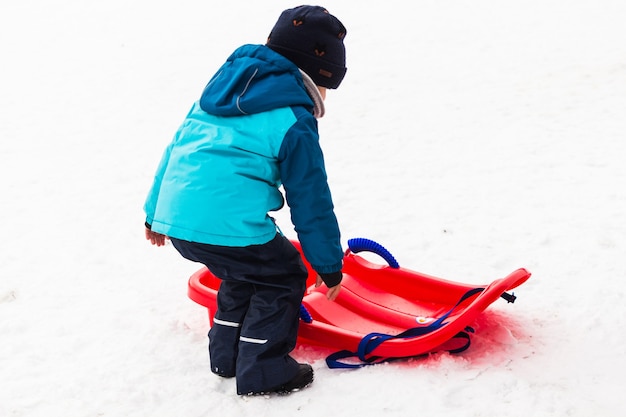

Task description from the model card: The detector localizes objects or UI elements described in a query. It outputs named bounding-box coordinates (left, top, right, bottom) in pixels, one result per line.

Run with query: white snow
left=2, top=0, right=625, bottom=415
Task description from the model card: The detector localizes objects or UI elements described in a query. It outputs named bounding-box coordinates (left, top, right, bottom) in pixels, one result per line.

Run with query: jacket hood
left=199, top=44, right=314, bottom=116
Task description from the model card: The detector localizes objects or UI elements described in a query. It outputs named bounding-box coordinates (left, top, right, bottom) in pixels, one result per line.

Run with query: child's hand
left=145, top=227, right=168, bottom=246
left=315, top=275, right=341, bottom=301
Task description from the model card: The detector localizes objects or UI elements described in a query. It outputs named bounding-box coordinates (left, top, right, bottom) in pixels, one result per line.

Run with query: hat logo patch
left=319, top=69, right=333, bottom=78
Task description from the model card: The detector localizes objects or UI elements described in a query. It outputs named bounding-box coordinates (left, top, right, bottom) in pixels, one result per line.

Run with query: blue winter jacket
left=144, top=44, right=343, bottom=275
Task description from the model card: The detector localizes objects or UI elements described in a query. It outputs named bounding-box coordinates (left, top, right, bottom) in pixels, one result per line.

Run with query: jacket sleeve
left=143, top=135, right=177, bottom=227
left=143, top=106, right=195, bottom=227
left=278, top=108, right=343, bottom=284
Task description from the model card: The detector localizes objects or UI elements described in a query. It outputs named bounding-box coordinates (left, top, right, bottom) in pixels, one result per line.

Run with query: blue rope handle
left=325, top=287, right=485, bottom=368
left=347, top=238, right=400, bottom=269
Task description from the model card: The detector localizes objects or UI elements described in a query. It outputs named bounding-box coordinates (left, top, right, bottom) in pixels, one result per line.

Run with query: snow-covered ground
left=2, top=0, right=625, bottom=415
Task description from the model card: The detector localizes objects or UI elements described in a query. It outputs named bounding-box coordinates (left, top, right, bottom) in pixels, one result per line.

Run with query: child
left=144, top=5, right=347, bottom=395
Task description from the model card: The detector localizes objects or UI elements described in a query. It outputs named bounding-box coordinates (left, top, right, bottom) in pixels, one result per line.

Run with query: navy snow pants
left=171, top=234, right=308, bottom=394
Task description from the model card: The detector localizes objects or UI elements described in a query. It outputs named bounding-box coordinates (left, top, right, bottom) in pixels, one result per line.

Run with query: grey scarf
left=299, top=70, right=325, bottom=119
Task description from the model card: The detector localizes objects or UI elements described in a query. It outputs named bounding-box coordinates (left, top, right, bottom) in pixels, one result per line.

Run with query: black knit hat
left=267, top=5, right=347, bottom=89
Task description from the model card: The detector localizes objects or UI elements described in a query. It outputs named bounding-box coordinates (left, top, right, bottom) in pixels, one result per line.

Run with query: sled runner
left=187, top=238, right=531, bottom=368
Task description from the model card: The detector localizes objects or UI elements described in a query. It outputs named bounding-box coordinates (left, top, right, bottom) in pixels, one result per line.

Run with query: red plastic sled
left=187, top=238, right=531, bottom=366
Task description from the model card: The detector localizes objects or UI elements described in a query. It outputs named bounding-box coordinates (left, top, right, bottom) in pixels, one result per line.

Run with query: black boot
left=243, top=363, right=314, bottom=395
left=272, top=363, right=314, bottom=394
